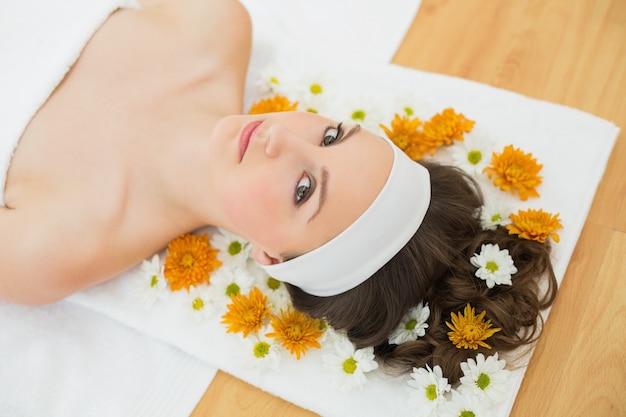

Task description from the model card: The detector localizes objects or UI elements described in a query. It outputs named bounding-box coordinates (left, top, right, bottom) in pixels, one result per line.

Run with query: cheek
left=220, top=177, right=284, bottom=241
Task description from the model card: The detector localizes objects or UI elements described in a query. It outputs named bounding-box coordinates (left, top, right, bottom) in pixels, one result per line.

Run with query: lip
left=239, top=120, right=263, bottom=161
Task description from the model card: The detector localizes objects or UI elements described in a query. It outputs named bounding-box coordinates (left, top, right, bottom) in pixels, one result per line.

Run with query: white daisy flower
left=322, top=336, right=379, bottom=392
left=479, top=201, right=512, bottom=230
left=183, top=284, right=214, bottom=321
left=294, top=71, right=337, bottom=115
left=388, top=302, right=430, bottom=345
left=254, top=65, right=296, bottom=96
left=441, top=390, right=490, bottom=417
left=470, top=243, right=518, bottom=288
left=238, top=327, right=282, bottom=372
left=330, top=99, right=386, bottom=135
left=134, top=254, right=169, bottom=309
left=207, top=266, right=255, bottom=312
left=458, top=353, right=511, bottom=405
left=256, top=274, right=292, bottom=313
left=450, top=129, right=496, bottom=175
left=210, top=228, right=252, bottom=269
left=406, top=364, right=451, bottom=416
left=393, top=91, right=434, bottom=121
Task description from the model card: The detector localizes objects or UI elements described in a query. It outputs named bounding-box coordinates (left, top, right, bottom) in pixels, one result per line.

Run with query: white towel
left=0, top=0, right=139, bottom=205
left=0, top=300, right=216, bottom=417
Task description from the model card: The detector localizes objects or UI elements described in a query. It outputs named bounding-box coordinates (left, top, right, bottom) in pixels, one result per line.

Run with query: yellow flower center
left=310, top=83, right=323, bottom=94
left=228, top=241, right=242, bottom=256
left=267, top=277, right=281, bottom=290
left=352, top=110, right=366, bottom=121
left=192, top=298, right=204, bottom=311
left=269, top=77, right=279, bottom=85
left=467, top=149, right=483, bottom=165
left=425, top=384, right=438, bottom=401
left=405, top=319, right=418, bottom=331
left=404, top=106, right=414, bottom=116
left=485, top=260, right=499, bottom=273
left=476, top=372, right=491, bottom=390
left=286, top=324, right=304, bottom=341
left=181, top=253, right=195, bottom=268
left=460, top=411, right=476, bottom=417
left=150, top=275, right=159, bottom=288
left=225, top=283, right=240, bottom=297
left=253, top=341, right=271, bottom=358
left=342, top=357, right=358, bottom=374
left=491, top=213, right=502, bottom=222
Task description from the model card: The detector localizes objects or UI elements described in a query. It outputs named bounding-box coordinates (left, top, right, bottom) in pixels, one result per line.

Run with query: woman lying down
left=0, top=0, right=557, bottom=395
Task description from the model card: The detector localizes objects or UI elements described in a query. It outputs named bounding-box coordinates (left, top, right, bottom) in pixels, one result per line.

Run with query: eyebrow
left=307, top=124, right=361, bottom=224
left=308, top=166, right=328, bottom=224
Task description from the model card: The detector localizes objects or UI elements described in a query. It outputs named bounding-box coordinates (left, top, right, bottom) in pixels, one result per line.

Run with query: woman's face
left=208, top=111, right=393, bottom=264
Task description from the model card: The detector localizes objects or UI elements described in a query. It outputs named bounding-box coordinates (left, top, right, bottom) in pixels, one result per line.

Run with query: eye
left=295, top=172, right=313, bottom=205
left=322, top=122, right=343, bottom=147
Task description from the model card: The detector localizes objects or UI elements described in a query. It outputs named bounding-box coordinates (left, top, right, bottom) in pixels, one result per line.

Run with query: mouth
left=239, top=120, right=263, bottom=162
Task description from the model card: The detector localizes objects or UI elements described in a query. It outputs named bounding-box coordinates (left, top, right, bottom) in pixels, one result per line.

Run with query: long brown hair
left=286, top=160, right=557, bottom=383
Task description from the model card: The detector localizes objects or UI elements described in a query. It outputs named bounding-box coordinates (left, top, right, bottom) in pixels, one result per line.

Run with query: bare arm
left=0, top=205, right=103, bottom=305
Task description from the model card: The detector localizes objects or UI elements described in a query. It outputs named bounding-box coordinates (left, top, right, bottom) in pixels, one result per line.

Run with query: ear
left=252, top=245, right=283, bottom=265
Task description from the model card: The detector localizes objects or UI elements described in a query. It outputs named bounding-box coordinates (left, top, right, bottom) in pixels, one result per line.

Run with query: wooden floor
left=191, top=0, right=626, bottom=416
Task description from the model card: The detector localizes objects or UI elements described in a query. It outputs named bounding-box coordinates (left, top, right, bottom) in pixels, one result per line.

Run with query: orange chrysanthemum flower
left=266, top=307, right=324, bottom=359
left=379, top=114, right=427, bottom=160
left=507, top=208, right=562, bottom=243
left=421, top=108, right=475, bottom=151
left=483, top=145, right=543, bottom=201
left=221, top=287, right=272, bottom=338
left=164, top=233, right=221, bottom=292
left=446, top=304, right=501, bottom=350
left=248, top=94, right=298, bottom=114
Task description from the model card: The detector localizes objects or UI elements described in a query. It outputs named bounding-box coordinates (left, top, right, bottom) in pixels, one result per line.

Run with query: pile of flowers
left=134, top=67, right=564, bottom=416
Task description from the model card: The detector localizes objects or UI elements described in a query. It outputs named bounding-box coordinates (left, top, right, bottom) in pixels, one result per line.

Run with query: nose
left=264, top=124, right=304, bottom=158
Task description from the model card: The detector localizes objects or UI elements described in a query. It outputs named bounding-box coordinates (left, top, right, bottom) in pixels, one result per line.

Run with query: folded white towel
left=0, top=300, right=216, bottom=417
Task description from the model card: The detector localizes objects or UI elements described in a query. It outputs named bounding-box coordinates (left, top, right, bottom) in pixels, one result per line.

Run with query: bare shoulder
left=137, top=0, right=251, bottom=42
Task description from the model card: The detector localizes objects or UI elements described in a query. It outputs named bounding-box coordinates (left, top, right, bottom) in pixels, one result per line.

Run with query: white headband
left=260, top=137, right=431, bottom=297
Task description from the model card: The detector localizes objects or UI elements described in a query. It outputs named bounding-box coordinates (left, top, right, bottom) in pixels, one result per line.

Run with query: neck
left=133, top=112, right=232, bottom=234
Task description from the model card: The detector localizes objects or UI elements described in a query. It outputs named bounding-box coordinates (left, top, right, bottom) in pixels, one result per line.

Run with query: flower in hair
left=266, top=306, right=324, bottom=359
left=164, top=233, right=222, bottom=292
left=483, top=145, right=543, bottom=200
left=221, top=287, right=271, bottom=338
left=470, top=244, right=517, bottom=288
left=458, top=353, right=511, bottom=405
left=248, top=94, right=298, bottom=114
left=388, top=302, right=430, bottom=345
left=406, top=364, right=450, bottom=416
left=446, top=304, right=501, bottom=350
left=507, top=208, right=562, bottom=243
left=479, top=201, right=512, bottom=230
left=322, top=335, right=379, bottom=392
